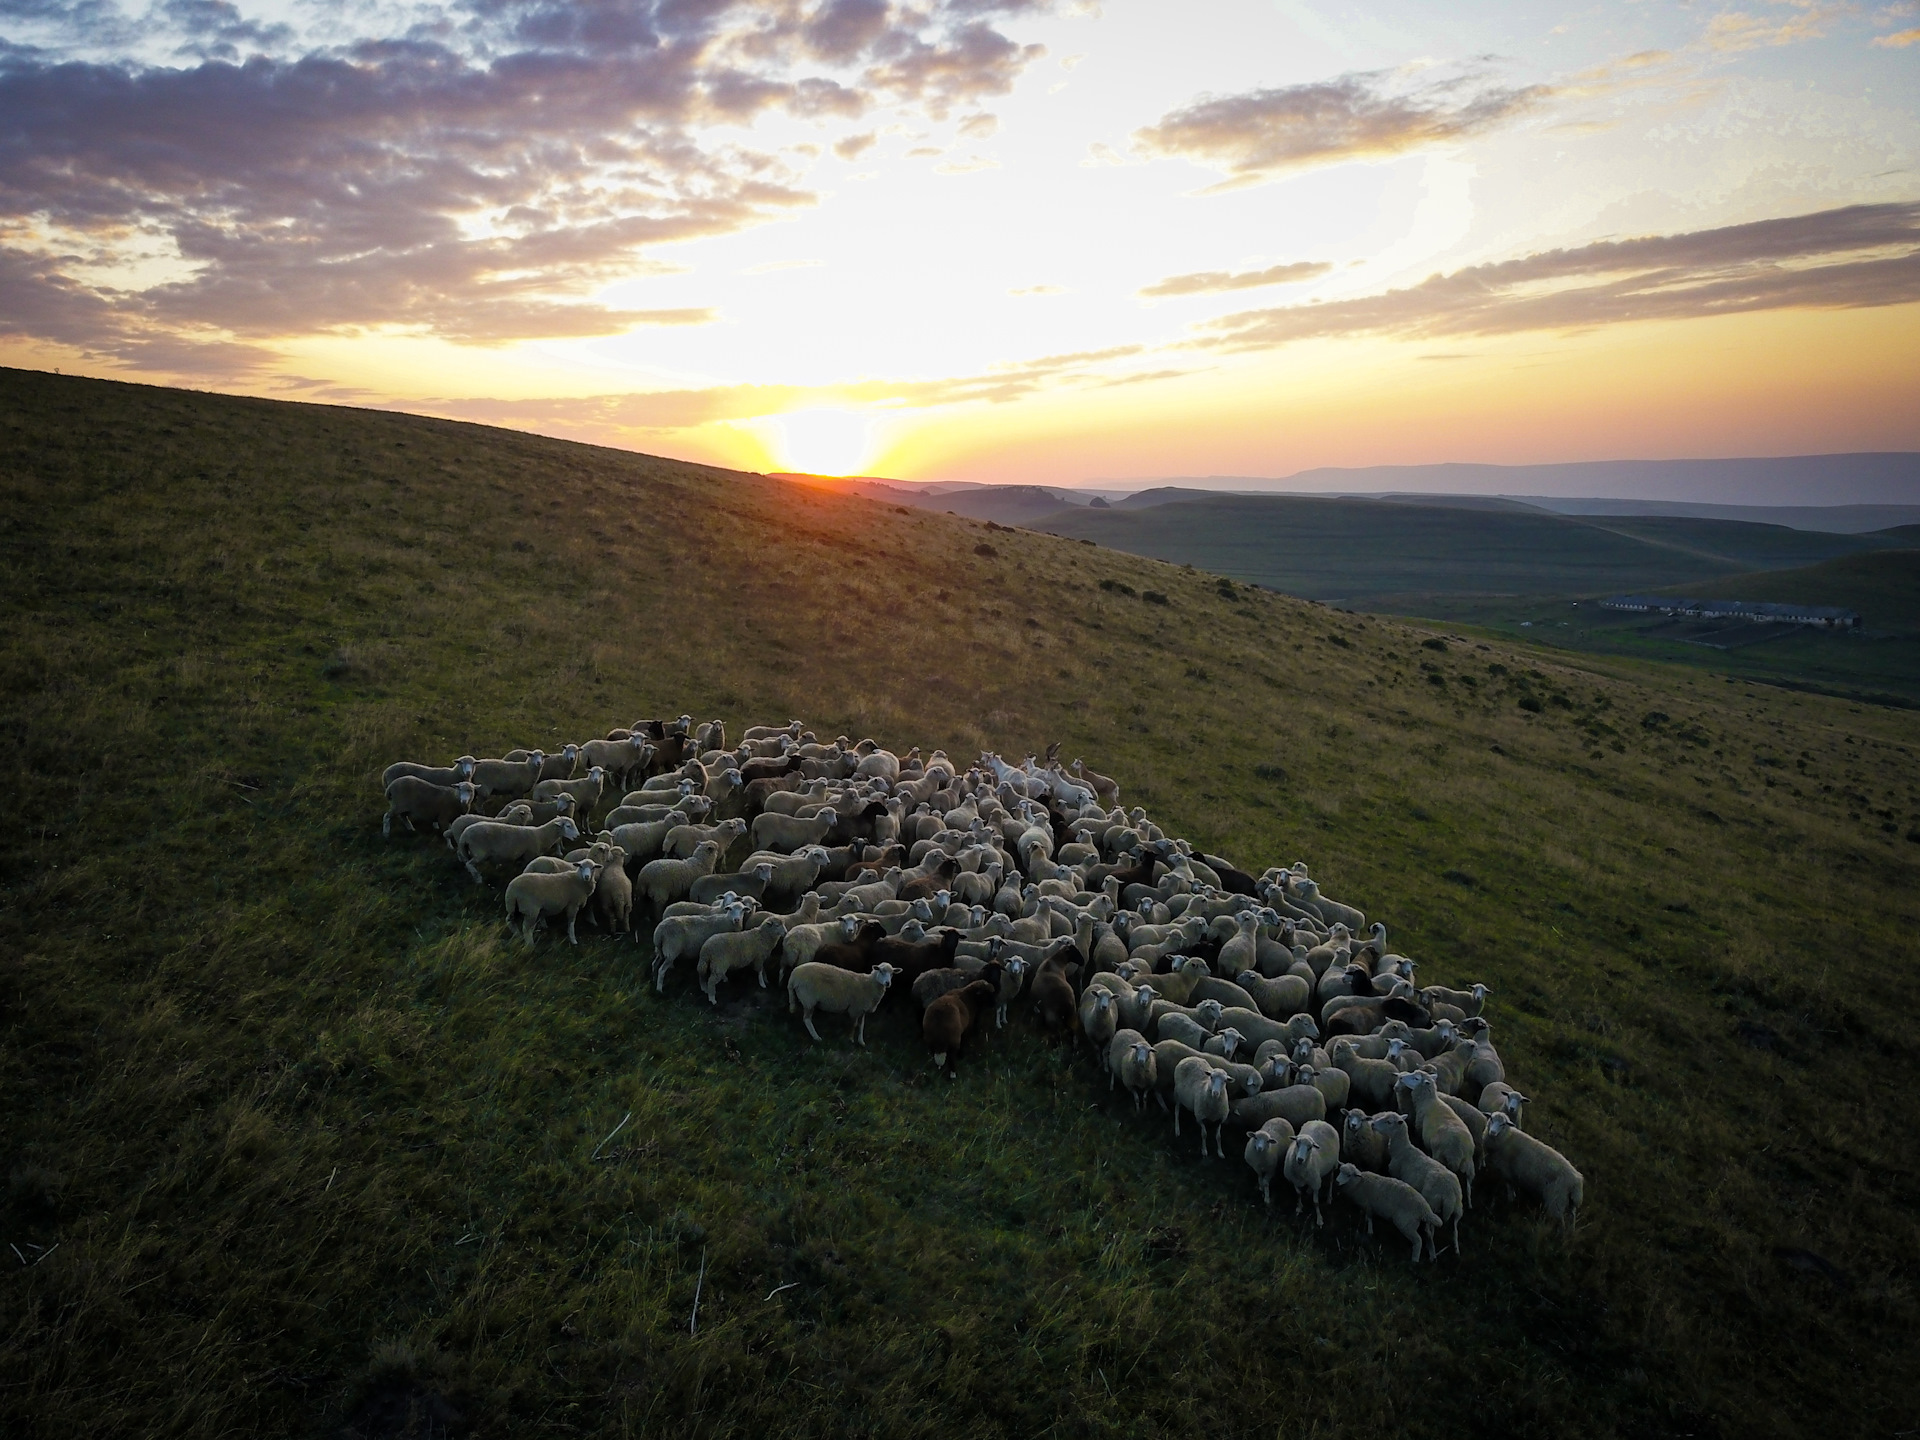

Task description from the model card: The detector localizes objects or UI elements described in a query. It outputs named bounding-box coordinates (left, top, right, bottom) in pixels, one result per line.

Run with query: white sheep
left=697, top=917, right=788, bottom=1004
left=1334, top=1165, right=1440, bottom=1264
left=1078, top=986, right=1120, bottom=1056
left=1282, top=1119, right=1341, bottom=1224
left=469, top=751, right=545, bottom=801
left=532, top=764, right=608, bottom=814
left=787, top=961, right=898, bottom=1044
left=751, top=809, right=837, bottom=854
left=635, top=839, right=723, bottom=915
left=382, top=756, right=476, bottom=790
left=664, top=816, right=747, bottom=861
left=1243, top=1117, right=1296, bottom=1206
left=1399, top=1070, right=1477, bottom=1205
left=457, top=815, right=580, bottom=883
left=1108, top=1029, right=1157, bottom=1111
left=1172, top=1056, right=1232, bottom=1159
left=1477, top=1082, right=1529, bottom=1129
left=383, top=776, right=475, bottom=837
left=1484, top=1114, right=1584, bottom=1229
left=1374, top=1111, right=1464, bottom=1254
left=606, top=810, right=689, bottom=867
left=651, top=902, right=746, bottom=992
left=502, top=858, right=600, bottom=946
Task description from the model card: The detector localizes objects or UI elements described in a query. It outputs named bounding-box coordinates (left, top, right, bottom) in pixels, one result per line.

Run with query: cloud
left=1009, top=283, right=1064, bottom=295
left=833, top=130, right=879, bottom=159
left=1701, top=1, right=1846, bottom=51
left=0, top=0, right=1055, bottom=374
left=1193, top=202, right=1920, bottom=351
left=1133, top=66, right=1549, bottom=186
left=1138, top=260, right=1332, bottom=297
left=1871, top=24, right=1920, bottom=43
left=956, top=110, right=998, bottom=138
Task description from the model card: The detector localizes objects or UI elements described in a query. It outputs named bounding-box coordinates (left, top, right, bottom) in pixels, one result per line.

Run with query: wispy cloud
left=0, top=0, right=1057, bottom=376
left=1871, top=24, right=1920, bottom=43
left=1193, top=202, right=1920, bottom=351
left=1701, top=1, right=1848, bottom=52
left=1009, top=282, right=1064, bottom=295
left=1139, top=260, right=1332, bottom=297
left=1133, top=66, right=1549, bottom=188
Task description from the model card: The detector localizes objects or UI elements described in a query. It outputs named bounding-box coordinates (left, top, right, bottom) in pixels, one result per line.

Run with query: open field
left=4, top=368, right=1920, bottom=1438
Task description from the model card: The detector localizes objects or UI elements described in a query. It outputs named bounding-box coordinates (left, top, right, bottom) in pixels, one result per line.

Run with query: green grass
left=4, top=366, right=1920, bottom=1438
left=1667, top=549, right=1920, bottom=635
left=1026, top=492, right=1901, bottom=605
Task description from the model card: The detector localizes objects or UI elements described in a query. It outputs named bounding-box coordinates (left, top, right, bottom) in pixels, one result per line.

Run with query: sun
left=773, top=408, right=874, bottom=476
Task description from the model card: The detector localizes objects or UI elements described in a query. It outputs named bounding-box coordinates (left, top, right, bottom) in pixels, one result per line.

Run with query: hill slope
left=1028, top=493, right=1888, bottom=602
left=3, top=368, right=1918, bottom=1439
left=1661, top=549, right=1920, bottom=634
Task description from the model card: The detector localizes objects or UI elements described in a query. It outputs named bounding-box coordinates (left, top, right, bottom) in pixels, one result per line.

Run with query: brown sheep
left=1029, top=950, right=1079, bottom=1038
left=923, top=979, right=997, bottom=1075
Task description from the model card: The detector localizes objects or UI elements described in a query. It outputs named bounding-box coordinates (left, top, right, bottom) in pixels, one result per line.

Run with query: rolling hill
left=3, top=367, right=1918, bottom=1439
left=1662, top=549, right=1920, bottom=635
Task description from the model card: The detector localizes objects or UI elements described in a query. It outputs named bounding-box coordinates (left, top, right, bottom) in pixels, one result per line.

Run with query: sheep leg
left=1409, top=1225, right=1422, bottom=1264
left=466, top=860, right=486, bottom=885
left=1453, top=1215, right=1462, bottom=1254
left=567, top=909, right=579, bottom=945
left=854, top=1013, right=867, bottom=1046
left=382, top=811, right=393, bottom=837
left=1312, top=1189, right=1324, bottom=1229
left=802, top=1010, right=823, bottom=1043
left=1173, top=1106, right=1182, bottom=1137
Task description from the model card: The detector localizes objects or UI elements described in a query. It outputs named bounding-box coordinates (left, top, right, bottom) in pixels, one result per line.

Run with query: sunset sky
left=2, top=0, right=1917, bottom=485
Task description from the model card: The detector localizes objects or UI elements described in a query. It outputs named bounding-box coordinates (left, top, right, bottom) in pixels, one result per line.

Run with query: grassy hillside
left=1027, top=493, right=1888, bottom=605
left=4, top=367, right=1919, bottom=1439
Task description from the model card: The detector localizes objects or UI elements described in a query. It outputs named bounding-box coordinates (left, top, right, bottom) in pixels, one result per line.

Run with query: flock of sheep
left=381, top=715, right=1584, bottom=1263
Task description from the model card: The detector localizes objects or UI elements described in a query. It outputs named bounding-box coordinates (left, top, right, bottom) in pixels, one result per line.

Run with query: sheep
left=1333, top=1165, right=1439, bottom=1264
left=502, top=858, right=600, bottom=946
left=697, top=916, right=787, bottom=1004
left=532, top=764, right=608, bottom=815
left=1282, top=1119, right=1341, bottom=1224
left=382, top=756, right=476, bottom=790
left=664, top=816, right=748, bottom=861
left=1188, top=974, right=1258, bottom=1013
left=652, top=903, right=747, bottom=992
left=1421, top=982, right=1490, bottom=1018
left=1374, top=1112, right=1465, bottom=1254
left=911, top=961, right=997, bottom=1012
left=606, top=810, right=689, bottom=868
left=787, top=961, right=898, bottom=1044
left=1203, top=1027, right=1246, bottom=1063
left=470, top=752, right=545, bottom=802
left=1441, top=1093, right=1491, bottom=1162
left=1477, top=1082, right=1530, bottom=1129
left=1155, top=1009, right=1217, bottom=1050
left=1235, top=970, right=1311, bottom=1019
left=780, top=914, right=862, bottom=980
left=751, top=809, right=838, bottom=854
left=1243, top=1118, right=1296, bottom=1205
left=733, top=846, right=830, bottom=904
left=688, top=862, right=777, bottom=908
left=1029, top=950, right=1079, bottom=1038
left=1463, top=1024, right=1506, bottom=1098
left=1330, top=1037, right=1404, bottom=1111
left=1297, top=1062, right=1350, bottom=1113
left=1108, top=1029, right=1157, bottom=1110
left=1215, top=910, right=1261, bottom=977
left=1341, top=1110, right=1391, bottom=1174
left=635, top=840, right=723, bottom=915
left=1173, top=1057, right=1233, bottom=1159
left=583, top=842, right=633, bottom=934
left=457, top=815, right=581, bottom=883
left=1079, top=986, right=1120, bottom=1056
left=1230, top=1083, right=1324, bottom=1131
left=1484, top=1114, right=1584, bottom=1229
left=504, top=744, right=581, bottom=783
left=580, top=734, right=650, bottom=785
left=923, top=978, right=997, bottom=1075
left=1139, top=954, right=1211, bottom=1006
left=1399, top=1070, right=1477, bottom=1205
left=383, top=776, right=475, bottom=837
left=446, top=803, right=530, bottom=849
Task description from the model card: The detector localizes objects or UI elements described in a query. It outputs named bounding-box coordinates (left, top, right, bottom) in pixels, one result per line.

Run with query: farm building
left=1601, top=595, right=1861, bottom=629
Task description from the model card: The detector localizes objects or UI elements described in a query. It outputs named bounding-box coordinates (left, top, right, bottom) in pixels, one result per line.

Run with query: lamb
left=1399, top=1070, right=1477, bottom=1205
left=751, top=809, right=838, bottom=854
left=1172, top=1057, right=1233, bottom=1159
left=1139, top=954, right=1211, bottom=1006
left=1079, top=986, right=1120, bottom=1055
left=1282, top=1119, right=1341, bottom=1224
left=697, top=916, right=788, bottom=1004
left=457, top=815, right=581, bottom=883
left=383, top=776, right=475, bottom=837
left=1215, top=910, right=1261, bottom=977
left=1108, top=1029, right=1157, bottom=1111
left=635, top=840, right=723, bottom=915
left=922, top=978, right=997, bottom=1075
left=502, top=858, right=600, bottom=946
left=1374, top=1112, right=1465, bottom=1254
left=651, top=903, right=747, bottom=992
left=1333, top=1165, right=1440, bottom=1264
left=469, top=751, right=545, bottom=802
left=1484, top=1114, right=1583, bottom=1228
left=382, top=756, right=476, bottom=790
left=787, top=960, right=898, bottom=1044
left=1243, top=1118, right=1296, bottom=1205
left=1235, top=970, right=1312, bottom=1019
left=733, top=846, right=830, bottom=904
